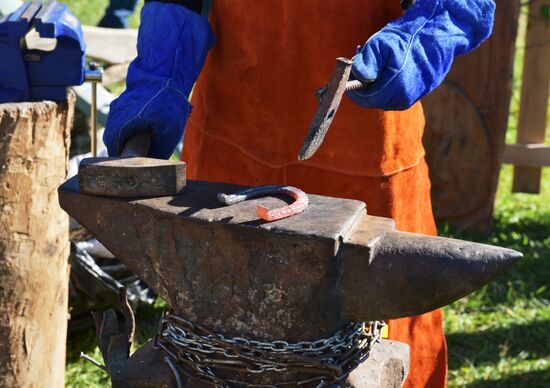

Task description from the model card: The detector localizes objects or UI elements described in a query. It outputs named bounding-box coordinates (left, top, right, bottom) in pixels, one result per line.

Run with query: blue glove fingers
left=143, top=89, right=190, bottom=159
left=104, top=88, right=190, bottom=159
left=349, top=0, right=495, bottom=110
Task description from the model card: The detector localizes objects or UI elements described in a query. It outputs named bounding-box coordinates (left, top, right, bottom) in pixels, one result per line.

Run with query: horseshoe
left=217, top=185, right=309, bottom=222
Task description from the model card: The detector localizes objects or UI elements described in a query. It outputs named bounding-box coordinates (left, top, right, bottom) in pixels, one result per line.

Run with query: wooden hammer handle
left=121, top=131, right=152, bottom=157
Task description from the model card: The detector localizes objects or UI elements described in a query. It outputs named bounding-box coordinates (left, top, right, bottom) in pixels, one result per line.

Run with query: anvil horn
left=59, top=177, right=521, bottom=341
left=340, top=227, right=521, bottom=321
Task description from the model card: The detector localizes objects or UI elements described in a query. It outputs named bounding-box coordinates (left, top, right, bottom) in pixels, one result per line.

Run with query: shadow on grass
left=465, top=368, right=550, bottom=388
left=447, top=320, right=550, bottom=369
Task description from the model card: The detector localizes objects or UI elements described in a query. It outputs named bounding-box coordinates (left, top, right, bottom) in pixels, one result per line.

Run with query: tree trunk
left=0, top=93, right=74, bottom=387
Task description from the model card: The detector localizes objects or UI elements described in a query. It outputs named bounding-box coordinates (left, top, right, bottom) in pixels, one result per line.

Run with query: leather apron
left=183, top=1, right=448, bottom=386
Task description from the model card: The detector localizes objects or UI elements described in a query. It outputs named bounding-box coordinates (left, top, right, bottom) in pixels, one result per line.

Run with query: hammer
left=78, top=131, right=186, bottom=197
left=298, top=58, right=369, bottom=161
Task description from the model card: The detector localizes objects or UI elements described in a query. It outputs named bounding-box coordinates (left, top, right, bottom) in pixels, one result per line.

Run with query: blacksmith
left=103, top=0, right=496, bottom=385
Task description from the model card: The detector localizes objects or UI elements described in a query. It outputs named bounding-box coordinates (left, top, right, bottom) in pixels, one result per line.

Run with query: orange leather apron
left=182, top=1, right=447, bottom=386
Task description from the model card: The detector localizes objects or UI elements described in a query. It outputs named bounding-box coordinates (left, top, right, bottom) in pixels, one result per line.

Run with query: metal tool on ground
left=218, top=185, right=309, bottom=221
left=298, top=57, right=369, bottom=161
left=58, top=177, right=521, bottom=386
left=0, top=1, right=86, bottom=103
left=78, top=131, right=187, bottom=197
left=82, top=287, right=136, bottom=386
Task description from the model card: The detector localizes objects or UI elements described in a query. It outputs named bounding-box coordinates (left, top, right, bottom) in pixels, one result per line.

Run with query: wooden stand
left=0, top=94, right=74, bottom=387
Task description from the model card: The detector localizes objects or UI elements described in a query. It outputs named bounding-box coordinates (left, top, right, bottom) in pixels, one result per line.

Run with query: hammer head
left=298, top=58, right=353, bottom=161
left=78, top=157, right=186, bottom=197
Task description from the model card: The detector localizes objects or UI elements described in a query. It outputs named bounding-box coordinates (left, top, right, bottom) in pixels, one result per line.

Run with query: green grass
left=441, top=8, right=550, bottom=386
left=63, top=1, right=549, bottom=386
left=442, top=165, right=550, bottom=387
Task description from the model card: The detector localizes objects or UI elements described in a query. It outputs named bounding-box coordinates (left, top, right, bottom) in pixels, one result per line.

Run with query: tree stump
left=0, top=94, right=74, bottom=387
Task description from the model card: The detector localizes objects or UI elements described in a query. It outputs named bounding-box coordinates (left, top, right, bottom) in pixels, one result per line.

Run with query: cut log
left=0, top=94, right=74, bottom=388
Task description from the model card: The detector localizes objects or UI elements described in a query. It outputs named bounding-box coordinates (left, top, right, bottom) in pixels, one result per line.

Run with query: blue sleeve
left=103, top=2, right=215, bottom=158
left=348, top=0, right=495, bottom=110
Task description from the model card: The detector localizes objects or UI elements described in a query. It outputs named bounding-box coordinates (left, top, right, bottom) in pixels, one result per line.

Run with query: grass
left=63, top=1, right=549, bottom=386
left=442, top=165, right=550, bottom=387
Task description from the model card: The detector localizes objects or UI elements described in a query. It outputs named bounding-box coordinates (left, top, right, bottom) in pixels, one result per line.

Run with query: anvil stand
left=59, top=178, right=521, bottom=387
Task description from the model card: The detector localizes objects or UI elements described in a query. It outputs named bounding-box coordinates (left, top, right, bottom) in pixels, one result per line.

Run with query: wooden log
left=512, top=0, right=550, bottom=194
left=0, top=93, right=74, bottom=388
left=422, top=1, right=520, bottom=234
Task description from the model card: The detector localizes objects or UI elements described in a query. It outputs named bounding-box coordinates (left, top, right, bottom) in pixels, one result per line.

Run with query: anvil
left=59, top=177, right=520, bottom=386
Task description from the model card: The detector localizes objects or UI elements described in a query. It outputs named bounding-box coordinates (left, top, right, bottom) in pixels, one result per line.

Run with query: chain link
left=154, top=310, right=385, bottom=387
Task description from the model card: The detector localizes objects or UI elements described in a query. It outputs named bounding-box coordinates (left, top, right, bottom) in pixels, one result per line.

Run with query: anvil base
left=124, top=339, right=410, bottom=388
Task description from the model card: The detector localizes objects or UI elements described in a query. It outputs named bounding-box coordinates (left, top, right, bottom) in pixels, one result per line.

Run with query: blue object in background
left=0, top=0, right=86, bottom=103
left=98, top=0, right=139, bottom=29
left=349, top=0, right=495, bottom=111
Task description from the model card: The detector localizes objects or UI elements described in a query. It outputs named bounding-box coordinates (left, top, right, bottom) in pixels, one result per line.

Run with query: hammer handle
left=121, top=131, right=152, bottom=158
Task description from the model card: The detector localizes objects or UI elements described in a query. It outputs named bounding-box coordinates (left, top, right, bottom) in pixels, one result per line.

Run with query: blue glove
left=348, top=0, right=495, bottom=111
left=103, top=2, right=215, bottom=159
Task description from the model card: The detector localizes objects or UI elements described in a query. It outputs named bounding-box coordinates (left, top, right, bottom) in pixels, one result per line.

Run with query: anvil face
left=59, top=177, right=521, bottom=342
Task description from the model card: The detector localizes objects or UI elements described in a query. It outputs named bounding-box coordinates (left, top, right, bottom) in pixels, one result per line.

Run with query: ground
left=63, top=1, right=549, bottom=386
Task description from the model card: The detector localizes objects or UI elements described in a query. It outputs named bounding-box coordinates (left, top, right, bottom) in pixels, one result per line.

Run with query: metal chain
left=154, top=310, right=385, bottom=387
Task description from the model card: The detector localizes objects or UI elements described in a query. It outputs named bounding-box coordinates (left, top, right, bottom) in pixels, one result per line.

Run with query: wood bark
left=0, top=94, right=74, bottom=387
left=422, top=1, right=520, bottom=234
